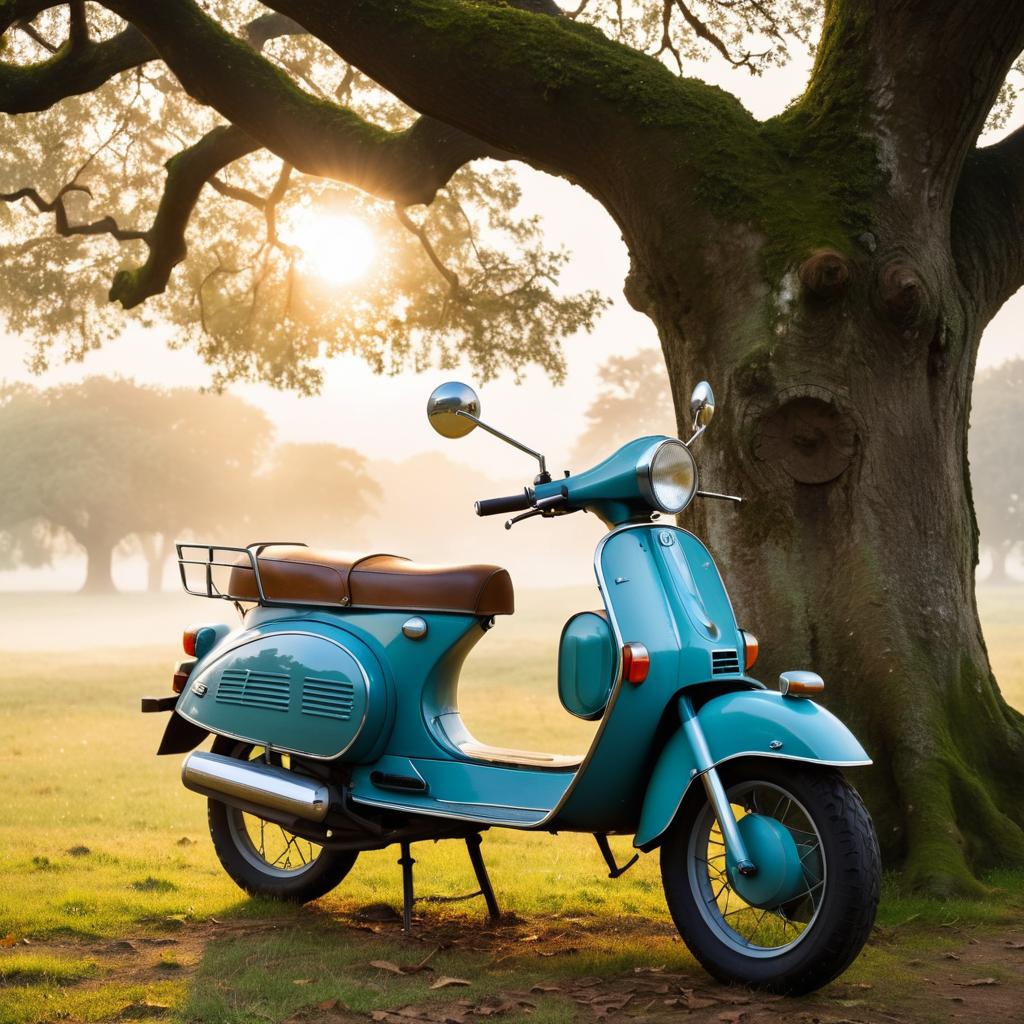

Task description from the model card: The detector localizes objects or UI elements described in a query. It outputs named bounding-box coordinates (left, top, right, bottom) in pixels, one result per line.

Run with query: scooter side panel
left=552, top=525, right=756, bottom=833
left=633, top=690, right=872, bottom=849
left=176, top=621, right=392, bottom=761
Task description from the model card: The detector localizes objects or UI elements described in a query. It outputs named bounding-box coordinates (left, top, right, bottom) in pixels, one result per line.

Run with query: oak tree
left=3, top=1, right=1024, bottom=892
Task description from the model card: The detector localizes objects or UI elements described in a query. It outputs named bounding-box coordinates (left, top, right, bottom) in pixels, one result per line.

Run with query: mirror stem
left=455, top=411, right=548, bottom=479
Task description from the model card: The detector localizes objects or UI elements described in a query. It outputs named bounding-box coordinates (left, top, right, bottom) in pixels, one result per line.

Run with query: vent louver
left=301, top=676, right=355, bottom=721
left=216, top=668, right=290, bottom=711
left=711, top=649, right=741, bottom=676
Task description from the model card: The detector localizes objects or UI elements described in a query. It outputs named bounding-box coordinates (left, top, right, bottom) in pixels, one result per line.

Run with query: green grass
left=1, top=585, right=1022, bottom=1023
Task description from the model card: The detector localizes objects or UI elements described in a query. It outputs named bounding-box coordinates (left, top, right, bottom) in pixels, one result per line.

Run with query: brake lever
left=505, top=492, right=570, bottom=530
left=505, top=508, right=544, bottom=530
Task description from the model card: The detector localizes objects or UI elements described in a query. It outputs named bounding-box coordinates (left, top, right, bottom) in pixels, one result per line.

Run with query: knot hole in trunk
left=753, top=388, right=860, bottom=485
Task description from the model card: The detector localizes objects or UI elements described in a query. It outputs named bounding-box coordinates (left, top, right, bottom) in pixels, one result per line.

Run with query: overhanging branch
left=98, top=0, right=508, bottom=206
left=0, top=23, right=154, bottom=113
left=109, top=124, right=259, bottom=308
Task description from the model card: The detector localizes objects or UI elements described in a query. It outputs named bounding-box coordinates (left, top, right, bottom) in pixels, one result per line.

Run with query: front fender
left=634, top=689, right=871, bottom=850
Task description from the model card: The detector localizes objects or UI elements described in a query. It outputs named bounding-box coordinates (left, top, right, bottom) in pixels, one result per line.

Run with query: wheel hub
left=725, top=813, right=805, bottom=909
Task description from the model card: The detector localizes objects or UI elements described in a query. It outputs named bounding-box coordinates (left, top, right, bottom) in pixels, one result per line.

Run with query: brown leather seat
left=229, top=545, right=514, bottom=616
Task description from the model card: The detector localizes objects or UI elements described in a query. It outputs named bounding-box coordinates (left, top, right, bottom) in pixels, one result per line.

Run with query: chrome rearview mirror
left=426, top=380, right=551, bottom=483
left=686, top=381, right=715, bottom=445
left=427, top=381, right=481, bottom=439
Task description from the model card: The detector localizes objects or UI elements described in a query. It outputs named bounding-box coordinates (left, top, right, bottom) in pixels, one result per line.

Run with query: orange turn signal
left=622, top=642, right=650, bottom=685
left=740, top=630, right=759, bottom=671
left=183, top=627, right=198, bottom=657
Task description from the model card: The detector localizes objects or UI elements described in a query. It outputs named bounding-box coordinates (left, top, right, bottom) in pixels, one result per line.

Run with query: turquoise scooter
left=142, top=380, right=880, bottom=995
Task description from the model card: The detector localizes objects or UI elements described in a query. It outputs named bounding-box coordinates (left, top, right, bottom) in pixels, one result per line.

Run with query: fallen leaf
left=370, top=961, right=407, bottom=975
left=530, top=984, right=561, bottom=993
left=633, top=965, right=666, bottom=975
left=682, top=990, right=720, bottom=1010
left=1, top=933, right=17, bottom=948
left=1007, top=941, right=1024, bottom=949
left=958, top=977, right=998, bottom=986
left=520, top=934, right=540, bottom=943
left=718, top=1012, right=747, bottom=1023
left=430, top=977, right=472, bottom=989
left=576, top=977, right=603, bottom=988
left=943, top=952, right=961, bottom=960
left=317, top=1000, right=339, bottom=1010
left=292, top=978, right=315, bottom=986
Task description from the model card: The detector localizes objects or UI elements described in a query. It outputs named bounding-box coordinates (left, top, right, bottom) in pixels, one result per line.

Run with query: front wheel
left=207, top=737, right=357, bottom=903
left=661, top=761, right=880, bottom=995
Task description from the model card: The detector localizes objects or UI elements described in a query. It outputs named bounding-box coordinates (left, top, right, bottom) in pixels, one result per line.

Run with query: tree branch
left=109, top=124, right=259, bottom=308
left=98, top=0, right=509, bottom=206
left=0, top=181, right=148, bottom=241
left=952, top=125, right=1024, bottom=321
left=241, top=0, right=691, bottom=194
left=807, top=0, right=1024, bottom=215
left=0, top=23, right=154, bottom=113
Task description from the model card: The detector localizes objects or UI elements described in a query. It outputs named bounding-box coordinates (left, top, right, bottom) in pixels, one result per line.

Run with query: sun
left=281, top=208, right=377, bottom=286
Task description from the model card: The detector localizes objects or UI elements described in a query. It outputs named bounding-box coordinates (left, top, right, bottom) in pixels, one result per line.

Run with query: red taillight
left=622, top=642, right=650, bottom=684
left=183, top=628, right=198, bottom=657
left=741, top=630, right=759, bottom=671
left=172, top=660, right=194, bottom=694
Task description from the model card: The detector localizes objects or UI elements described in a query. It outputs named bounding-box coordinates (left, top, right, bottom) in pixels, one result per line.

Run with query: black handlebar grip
left=475, top=491, right=532, bottom=516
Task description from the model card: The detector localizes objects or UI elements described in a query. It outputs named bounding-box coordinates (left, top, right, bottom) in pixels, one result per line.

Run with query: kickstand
left=594, top=834, right=639, bottom=879
left=466, top=833, right=501, bottom=921
left=398, top=841, right=415, bottom=932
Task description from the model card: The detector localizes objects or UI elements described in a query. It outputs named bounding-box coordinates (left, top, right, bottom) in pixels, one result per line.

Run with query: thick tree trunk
left=625, top=215, right=1024, bottom=895
left=80, top=538, right=117, bottom=594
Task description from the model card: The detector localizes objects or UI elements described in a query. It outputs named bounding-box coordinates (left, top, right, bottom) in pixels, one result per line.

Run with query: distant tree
left=0, top=377, right=271, bottom=592
left=970, top=359, right=1024, bottom=583
left=574, top=348, right=675, bottom=466
left=246, top=442, right=381, bottom=549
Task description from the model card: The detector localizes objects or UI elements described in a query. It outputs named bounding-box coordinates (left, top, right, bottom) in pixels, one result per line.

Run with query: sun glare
left=281, top=209, right=377, bottom=286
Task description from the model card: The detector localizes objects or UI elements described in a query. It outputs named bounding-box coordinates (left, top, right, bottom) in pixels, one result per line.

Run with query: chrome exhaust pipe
left=182, top=751, right=330, bottom=823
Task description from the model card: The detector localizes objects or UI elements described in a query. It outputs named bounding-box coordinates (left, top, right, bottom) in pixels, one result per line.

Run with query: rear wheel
left=661, top=761, right=879, bottom=995
left=207, top=737, right=357, bottom=902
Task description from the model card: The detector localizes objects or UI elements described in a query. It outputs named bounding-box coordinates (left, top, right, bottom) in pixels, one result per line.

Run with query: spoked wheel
left=207, top=737, right=357, bottom=902
left=661, top=761, right=880, bottom=995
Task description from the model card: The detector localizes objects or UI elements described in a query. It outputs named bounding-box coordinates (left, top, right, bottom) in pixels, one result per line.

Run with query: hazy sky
left=2, top=40, right=1022, bottom=487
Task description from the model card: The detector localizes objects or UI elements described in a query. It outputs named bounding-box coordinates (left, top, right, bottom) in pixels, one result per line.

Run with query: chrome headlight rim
left=637, top=438, right=699, bottom=514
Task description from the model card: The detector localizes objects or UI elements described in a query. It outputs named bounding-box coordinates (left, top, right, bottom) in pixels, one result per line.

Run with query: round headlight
left=638, top=439, right=698, bottom=514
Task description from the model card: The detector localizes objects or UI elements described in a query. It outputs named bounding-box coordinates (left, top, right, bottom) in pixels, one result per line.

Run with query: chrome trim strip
left=175, top=630, right=372, bottom=762
left=350, top=793, right=551, bottom=829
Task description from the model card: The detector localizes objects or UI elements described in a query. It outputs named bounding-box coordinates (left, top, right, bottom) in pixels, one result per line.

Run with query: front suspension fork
left=678, top=695, right=756, bottom=877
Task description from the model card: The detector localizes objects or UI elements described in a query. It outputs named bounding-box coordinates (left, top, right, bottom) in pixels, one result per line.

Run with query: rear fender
left=634, top=689, right=870, bottom=850
left=157, top=711, right=209, bottom=756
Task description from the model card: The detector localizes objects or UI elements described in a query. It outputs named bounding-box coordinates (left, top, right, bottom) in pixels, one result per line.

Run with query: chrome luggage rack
left=176, top=542, right=307, bottom=605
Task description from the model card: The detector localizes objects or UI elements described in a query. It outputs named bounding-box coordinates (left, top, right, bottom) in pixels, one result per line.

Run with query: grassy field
left=1, top=586, right=1022, bottom=1023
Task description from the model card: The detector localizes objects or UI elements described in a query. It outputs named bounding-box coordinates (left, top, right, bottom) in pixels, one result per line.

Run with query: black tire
left=207, top=737, right=357, bottom=903
left=660, top=760, right=880, bottom=995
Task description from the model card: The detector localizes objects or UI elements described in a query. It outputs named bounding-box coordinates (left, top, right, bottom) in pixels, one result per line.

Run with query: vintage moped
left=142, top=379, right=880, bottom=994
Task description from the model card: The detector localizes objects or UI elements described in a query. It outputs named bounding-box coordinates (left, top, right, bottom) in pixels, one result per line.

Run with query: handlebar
left=475, top=490, right=533, bottom=516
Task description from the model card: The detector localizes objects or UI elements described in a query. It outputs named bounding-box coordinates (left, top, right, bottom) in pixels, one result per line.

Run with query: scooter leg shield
left=634, top=689, right=871, bottom=851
